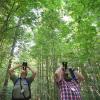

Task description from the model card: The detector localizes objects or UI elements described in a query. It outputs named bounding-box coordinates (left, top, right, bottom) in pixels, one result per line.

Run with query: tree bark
left=0, top=18, right=21, bottom=100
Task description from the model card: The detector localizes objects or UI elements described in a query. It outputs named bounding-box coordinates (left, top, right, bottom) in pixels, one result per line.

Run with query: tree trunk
left=0, top=18, right=21, bottom=100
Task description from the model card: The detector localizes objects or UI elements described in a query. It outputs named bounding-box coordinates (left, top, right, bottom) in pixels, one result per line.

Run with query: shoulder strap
left=20, top=78, right=27, bottom=99
left=14, top=78, right=20, bottom=85
left=25, top=78, right=31, bottom=98
left=25, top=78, right=30, bottom=85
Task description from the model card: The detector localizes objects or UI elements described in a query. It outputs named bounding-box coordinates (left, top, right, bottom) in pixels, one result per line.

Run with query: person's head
left=62, top=62, right=69, bottom=77
left=20, top=62, right=28, bottom=78
left=20, top=69, right=27, bottom=78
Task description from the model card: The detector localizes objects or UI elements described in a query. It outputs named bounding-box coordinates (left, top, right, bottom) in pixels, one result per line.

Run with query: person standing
left=9, top=62, right=36, bottom=100
left=55, top=62, right=84, bottom=100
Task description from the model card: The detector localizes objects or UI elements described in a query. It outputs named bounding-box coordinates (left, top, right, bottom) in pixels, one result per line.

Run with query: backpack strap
left=19, top=78, right=27, bottom=99
left=14, top=78, right=20, bottom=85
left=24, top=78, right=31, bottom=98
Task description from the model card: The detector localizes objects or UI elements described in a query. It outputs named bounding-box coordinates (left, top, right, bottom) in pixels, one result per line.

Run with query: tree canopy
left=0, top=0, right=100, bottom=100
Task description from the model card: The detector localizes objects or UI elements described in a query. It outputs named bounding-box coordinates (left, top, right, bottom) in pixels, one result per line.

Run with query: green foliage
left=0, top=0, right=100, bottom=100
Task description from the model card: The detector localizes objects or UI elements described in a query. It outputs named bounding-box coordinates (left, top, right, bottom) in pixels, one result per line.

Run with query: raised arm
left=27, top=66, right=36, bottom=80
left=74, top=70, right=84, bottom=82
left=9, top=64, right=21, bottom=76
left=54, top=67, right=64, bottom=82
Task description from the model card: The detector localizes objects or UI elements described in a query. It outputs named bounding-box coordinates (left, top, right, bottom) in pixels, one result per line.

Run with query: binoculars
left=62, top=62, right=68, bottom=70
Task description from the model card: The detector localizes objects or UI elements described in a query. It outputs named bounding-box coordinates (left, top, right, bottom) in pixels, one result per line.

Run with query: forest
left=0, top=0, right=100, bottom=100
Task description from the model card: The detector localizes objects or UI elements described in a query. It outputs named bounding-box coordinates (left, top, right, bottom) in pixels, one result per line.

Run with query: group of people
left=9, top=62, right=84, bottom=100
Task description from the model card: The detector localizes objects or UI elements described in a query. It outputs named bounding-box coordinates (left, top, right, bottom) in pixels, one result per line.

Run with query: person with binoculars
left=55, top=62, right=84, bottom=100
left=9, top=62, right=36, bottom=100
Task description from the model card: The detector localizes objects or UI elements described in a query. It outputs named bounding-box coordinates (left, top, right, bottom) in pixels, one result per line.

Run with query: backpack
left=12, top=77, right=31, bottom=100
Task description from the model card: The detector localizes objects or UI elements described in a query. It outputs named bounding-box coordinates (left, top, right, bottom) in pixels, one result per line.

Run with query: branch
left=3, top=25, right=19, bottom=32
